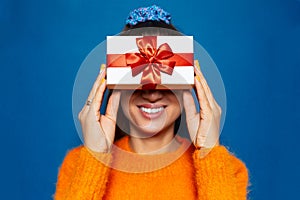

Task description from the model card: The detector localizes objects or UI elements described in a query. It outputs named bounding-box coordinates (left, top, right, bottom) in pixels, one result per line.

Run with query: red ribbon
left=125, top=36, right=175, bottom=87
left=107, top=36, right=193, bottom=89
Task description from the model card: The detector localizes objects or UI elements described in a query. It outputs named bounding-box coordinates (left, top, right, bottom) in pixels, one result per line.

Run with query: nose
left=141, top=90, right=163, bottom=102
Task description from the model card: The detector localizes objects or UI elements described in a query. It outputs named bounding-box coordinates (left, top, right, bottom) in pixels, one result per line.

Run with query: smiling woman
left=54, top=5, right=249, bottom=200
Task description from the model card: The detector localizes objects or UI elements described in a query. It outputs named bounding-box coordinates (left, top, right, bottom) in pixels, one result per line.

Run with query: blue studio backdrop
left=1, top=0, right=299, bottom=199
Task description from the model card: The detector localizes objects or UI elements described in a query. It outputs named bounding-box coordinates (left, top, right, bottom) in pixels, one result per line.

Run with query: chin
left=129, top=123, right=164, bottom=138
left=129, top=120, right=175, bottom=139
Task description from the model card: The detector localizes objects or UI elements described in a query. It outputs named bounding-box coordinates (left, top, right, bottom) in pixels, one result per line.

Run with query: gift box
left=106, top=36, right=194, bottom=89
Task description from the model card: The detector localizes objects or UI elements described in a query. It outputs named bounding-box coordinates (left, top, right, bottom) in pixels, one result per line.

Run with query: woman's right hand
left=78, top=64, right=121, bottom=153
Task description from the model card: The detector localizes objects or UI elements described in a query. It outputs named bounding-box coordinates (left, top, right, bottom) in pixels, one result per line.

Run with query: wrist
left=194, top=141, right=220, bottom=159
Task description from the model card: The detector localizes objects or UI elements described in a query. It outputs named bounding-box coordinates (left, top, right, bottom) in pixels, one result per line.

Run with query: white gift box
left=106, top=36, right=194, bottom=89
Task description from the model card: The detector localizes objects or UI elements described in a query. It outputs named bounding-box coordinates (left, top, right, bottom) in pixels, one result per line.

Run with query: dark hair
left=120, top=20, right=183, bottom=36
left=123, top=20, right=178, bottom=31
left=114, top=20, right=185, bottom=141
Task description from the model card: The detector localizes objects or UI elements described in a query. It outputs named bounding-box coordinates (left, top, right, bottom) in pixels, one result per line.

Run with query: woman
left=55, top=5, right=248, bottom=200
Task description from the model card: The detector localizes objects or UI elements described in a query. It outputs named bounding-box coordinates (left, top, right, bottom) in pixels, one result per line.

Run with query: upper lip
left=137, top=103, right=166, bottom=108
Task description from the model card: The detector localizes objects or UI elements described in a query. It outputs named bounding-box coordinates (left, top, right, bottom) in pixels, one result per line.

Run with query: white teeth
left=140, top=107, right=164, bottom=114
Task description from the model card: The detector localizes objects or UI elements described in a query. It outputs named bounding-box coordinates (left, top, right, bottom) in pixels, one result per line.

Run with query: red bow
left=125, top=36, right=176, bottom=89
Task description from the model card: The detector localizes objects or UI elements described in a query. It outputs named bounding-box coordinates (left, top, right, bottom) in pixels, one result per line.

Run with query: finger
left=194, top=61, right=222, bottom=115
left=91, top=78, right=107, bottom=115
left=100, top=91, right=121, bottom=148
left=105, top=90, right=121, bottom=122
left=80, top=65, right=106, bottom=116
left=194, top=61, right=213, bottom=102
left=194, top=76, right=213, bottom=146
left=183, top=90, right=199, bottom=143
left=194, top=61, right=217, bottom=108
left=183, top=90, right=198, bottom=120
left=194, top=76, right=211, bottom=114
left=87, top=64, right=106, bottom=101
left=194, top=60, right=221, bottom=147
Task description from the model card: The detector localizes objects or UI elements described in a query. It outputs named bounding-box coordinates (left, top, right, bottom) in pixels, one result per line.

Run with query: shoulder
left=194, top=145, right=248, bottom=170
left=65, top=146, right=83, bottom=157
left=60, top=146, right=84, bottom=167
left=211, top=146, right=248, bottom=177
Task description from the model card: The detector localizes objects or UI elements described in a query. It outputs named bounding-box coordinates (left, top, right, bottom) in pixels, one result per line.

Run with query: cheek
left=120, top=91, right=140, bottom=122
left=164, top=92, right=183, bottom=123
left=172, top=91, right=184, bottom=113
left=169, top=105, right=181, bottom=120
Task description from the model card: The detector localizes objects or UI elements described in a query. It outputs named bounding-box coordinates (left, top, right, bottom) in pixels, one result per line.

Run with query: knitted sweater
left=54, top=136, right=248, bottom=200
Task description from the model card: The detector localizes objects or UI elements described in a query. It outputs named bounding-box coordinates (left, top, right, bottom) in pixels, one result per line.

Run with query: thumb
left=183, top=90, right=197, bottom=121
left=105, top=90, right=121, bottom=122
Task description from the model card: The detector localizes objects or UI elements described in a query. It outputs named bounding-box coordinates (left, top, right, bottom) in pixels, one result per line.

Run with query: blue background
left=1, top=0, right=299, bottom=199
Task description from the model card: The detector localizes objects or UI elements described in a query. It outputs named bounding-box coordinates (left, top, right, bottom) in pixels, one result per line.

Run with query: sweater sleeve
left=193, top=146, right=248, bottom=200
left=54, top=146, right=112, bottom=200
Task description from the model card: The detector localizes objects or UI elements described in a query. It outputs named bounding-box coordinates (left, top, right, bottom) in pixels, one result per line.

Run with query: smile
left=140, top=107, right=164, bottom=114
left=137, top=104, right=166, bottom=119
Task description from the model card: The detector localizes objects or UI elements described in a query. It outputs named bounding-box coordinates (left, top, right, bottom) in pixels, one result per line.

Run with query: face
left=120, top=89, right=182, bottom=138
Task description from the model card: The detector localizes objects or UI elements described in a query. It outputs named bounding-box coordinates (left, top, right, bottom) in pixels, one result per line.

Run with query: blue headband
left=126, top=5, right=171, bottom=26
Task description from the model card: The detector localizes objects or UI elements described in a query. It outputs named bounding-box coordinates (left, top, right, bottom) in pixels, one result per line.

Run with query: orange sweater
left=55, top=136, right=248, bottom=200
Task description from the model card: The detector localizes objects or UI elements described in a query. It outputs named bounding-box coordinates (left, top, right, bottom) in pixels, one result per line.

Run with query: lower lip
left=139, top=107, right=165, bottom=120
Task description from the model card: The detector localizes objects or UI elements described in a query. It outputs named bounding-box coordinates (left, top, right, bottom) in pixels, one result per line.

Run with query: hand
left=78, top=64, right=121, bottom=152
left=183, top=60, right=222, bottom=149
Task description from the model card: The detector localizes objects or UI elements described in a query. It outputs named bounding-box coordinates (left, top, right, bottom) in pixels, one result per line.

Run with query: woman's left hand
left=183, top=61, right=222, bottom=149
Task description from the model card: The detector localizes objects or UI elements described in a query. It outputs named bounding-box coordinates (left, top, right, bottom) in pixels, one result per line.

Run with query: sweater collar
left=110, top=135, right=195, bottom=173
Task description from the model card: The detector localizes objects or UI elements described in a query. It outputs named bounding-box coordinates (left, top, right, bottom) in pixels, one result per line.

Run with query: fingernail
left=101, top=78, right=106, bottom=84
left=100, top=64, right=105, bottom=73
left=195, top=75, right=201, bottom=81
left=194, top=60, right=201, bottom=71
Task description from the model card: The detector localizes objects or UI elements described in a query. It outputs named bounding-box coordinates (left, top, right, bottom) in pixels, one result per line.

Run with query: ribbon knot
left=125, top=36, right=176, bottom=89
